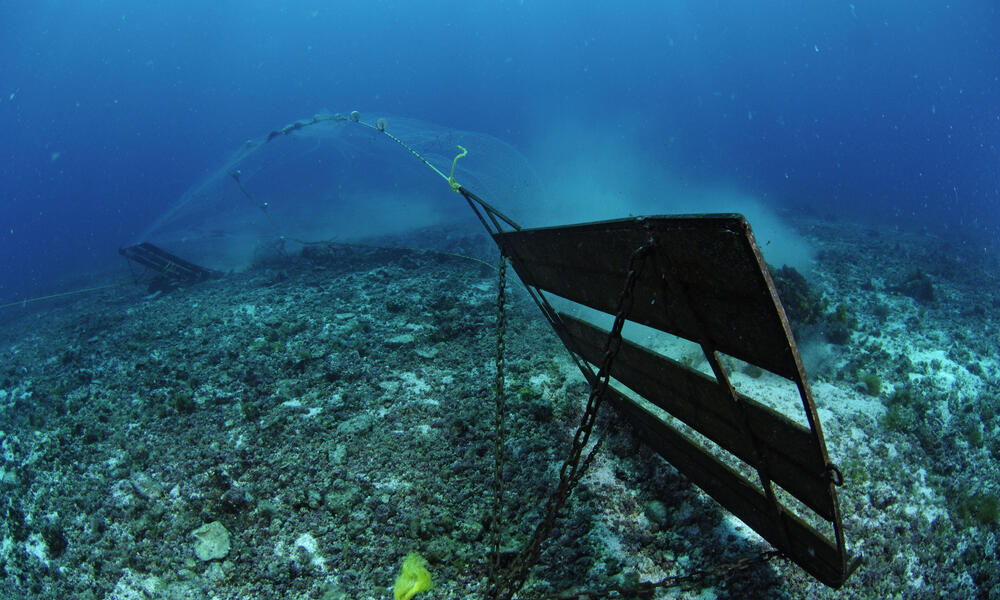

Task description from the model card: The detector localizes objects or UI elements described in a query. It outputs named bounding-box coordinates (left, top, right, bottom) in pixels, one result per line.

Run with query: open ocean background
left=4, top=3, right=1000, bottom=598
left=2, top=0, right=998, bottom=301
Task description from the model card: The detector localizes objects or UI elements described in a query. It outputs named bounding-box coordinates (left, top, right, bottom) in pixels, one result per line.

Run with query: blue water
left=2, top=1, right=998, bottom=303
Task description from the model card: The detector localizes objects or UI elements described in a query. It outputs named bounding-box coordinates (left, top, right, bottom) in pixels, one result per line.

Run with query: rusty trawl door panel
left=607, top=383, right=848, bottom=588
left=492, top=214, right=858, bottom=589
left=557, top=313, right=835, bottom=522
left=495, top=215, right=801, bottom=380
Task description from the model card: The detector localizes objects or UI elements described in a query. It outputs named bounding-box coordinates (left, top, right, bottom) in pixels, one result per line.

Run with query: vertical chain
left=489, top=242, right=653, bottom=600
left=488, top=255, right=508, bottom=592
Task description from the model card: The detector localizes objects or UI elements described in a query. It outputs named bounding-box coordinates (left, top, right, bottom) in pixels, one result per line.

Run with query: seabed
left=0, top=214, right=998, bottom=599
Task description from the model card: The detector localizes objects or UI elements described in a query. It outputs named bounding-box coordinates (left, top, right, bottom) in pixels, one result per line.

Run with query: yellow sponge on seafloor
left=393, top=552, right=433, bottom=600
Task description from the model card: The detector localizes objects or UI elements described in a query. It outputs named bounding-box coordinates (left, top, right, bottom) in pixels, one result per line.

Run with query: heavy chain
left=488, top=242, right=653, bottom=600
left=488, top=255, right=509, bottom=593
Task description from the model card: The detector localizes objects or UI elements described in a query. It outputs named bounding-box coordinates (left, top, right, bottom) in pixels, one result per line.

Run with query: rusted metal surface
left=492, top=214, right=857, bottom=589
left=558, top=313, right=835, bottom=522
left=495, top=215, right=800, bottom=380
left=119, top=242, right=221, bottom=284
left=607, top=383, right=846, bottom=587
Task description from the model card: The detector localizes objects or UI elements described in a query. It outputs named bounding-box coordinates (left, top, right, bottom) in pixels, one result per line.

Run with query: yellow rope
left=0, top=282, right=126, bottom=310
left=354, top=117, right=466, bottom=193
left=262, top=112, right=469, bottom=193
left=449, top=145, right=467, bottom=192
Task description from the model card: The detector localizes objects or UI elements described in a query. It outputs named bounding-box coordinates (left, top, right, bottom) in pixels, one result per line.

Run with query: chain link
left=489, top=255, right=509, bottom=592
left=488, top=242, right=653, bottom=600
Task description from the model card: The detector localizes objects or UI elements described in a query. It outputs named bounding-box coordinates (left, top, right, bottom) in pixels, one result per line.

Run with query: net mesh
left=139, top=112, right=540, bottom=269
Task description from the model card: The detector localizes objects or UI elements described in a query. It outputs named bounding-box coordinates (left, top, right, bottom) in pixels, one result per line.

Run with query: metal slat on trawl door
left=493, top=214, right=859, bottom=589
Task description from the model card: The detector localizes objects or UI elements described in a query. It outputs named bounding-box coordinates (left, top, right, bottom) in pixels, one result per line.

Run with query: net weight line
left=486, top=244, right=652, bottom=600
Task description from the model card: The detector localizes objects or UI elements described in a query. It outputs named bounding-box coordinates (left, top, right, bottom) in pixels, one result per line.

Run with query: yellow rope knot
left=448, top=145, right=467, bottom=192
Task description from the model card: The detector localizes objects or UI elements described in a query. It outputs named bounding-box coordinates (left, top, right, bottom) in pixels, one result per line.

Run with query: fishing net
left=138, top=112, right=541, bottom=270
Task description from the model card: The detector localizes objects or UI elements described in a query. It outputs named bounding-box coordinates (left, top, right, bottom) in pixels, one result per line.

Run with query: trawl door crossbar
left=489, top=213, right=859, bottom=589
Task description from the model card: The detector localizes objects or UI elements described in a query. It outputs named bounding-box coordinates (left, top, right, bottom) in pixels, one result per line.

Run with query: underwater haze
left=1, top=1, right=998, bottom=302
left=6, top=3, right=1000, bottom=599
